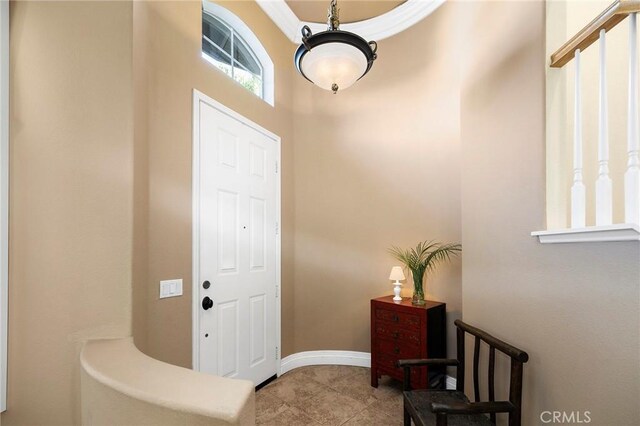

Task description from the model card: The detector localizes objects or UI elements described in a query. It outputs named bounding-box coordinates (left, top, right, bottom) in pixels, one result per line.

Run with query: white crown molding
left=256, top=0, right=301, bottom=42
left=256, top=0, right=446, bottom=44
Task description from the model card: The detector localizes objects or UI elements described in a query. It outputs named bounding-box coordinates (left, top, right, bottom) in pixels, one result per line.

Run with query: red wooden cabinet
left=370, top=296, right=446, bottom=389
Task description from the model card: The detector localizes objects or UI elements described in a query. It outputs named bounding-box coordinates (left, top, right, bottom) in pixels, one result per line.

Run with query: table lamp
left=389, top=266, right=405, bottom=303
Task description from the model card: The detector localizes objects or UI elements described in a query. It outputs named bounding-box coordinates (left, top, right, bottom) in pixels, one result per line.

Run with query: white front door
left=193, top=90, right=279, bottom=386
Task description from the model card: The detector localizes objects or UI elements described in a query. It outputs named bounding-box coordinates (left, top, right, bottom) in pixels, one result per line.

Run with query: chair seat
left=403, top=390, right=494, bottom=426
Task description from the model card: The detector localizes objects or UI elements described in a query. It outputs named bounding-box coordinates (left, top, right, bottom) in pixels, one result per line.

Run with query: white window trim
left=0, top=0, right=9, bottom=413
left=202, top=1, right=274, bottom=107
left=532, top=224, right=640, bottom=244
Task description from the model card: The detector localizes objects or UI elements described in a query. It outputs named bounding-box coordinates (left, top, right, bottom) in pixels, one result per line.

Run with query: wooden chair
left=398, top=319, right=529, bottom=426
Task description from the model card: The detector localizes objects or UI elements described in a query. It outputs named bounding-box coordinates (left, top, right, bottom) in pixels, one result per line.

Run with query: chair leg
left=403, top=401, right=411, bottom=426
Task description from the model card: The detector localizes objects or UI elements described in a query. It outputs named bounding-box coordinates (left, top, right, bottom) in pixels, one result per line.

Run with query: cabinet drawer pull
left=392, top=315, right=399, bottom=322
left=393, top=347, right=400, bottom=354
left=393, top=331, right=399, bottom=339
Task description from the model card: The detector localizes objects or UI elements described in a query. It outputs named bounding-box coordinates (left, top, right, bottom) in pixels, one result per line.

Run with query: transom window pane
left=202, top=40, right=232, bottom=77
left=233, top=41, right=260, bottom=76
left=202, top=11, right=263, bottom=99
left=202, top=14, right=231, bottom=55
left=233, top=68, right=262, bottom=98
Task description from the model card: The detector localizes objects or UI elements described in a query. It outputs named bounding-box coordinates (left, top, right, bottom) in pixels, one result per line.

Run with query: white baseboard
left=445, top=375, right=457, bottom=390
left=279, top=350, right=371, bottom=375
left=279, top=350, right=457, bottom=390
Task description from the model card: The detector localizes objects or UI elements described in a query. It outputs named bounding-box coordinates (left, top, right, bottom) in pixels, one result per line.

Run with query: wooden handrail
left=551, top=0, right=640, bottom=68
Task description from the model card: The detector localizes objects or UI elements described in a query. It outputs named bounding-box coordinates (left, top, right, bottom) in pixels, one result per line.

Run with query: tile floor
left=255, top=365, right=404, bottom=425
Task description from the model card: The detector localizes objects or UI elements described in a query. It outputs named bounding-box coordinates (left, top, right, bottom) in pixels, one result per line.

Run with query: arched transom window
left=202, top=2, right=274, bottom=106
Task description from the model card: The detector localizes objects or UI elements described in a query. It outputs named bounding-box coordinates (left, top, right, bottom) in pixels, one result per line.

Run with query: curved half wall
left=81, top=338, right=255, bottom=425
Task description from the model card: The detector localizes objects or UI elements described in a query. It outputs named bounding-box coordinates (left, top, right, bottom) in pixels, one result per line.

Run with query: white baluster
left=572, top=48, right=586, bottom=228
left=626, top=13, right=640, bottom=225
left=596, top=29, right=613, bottom=226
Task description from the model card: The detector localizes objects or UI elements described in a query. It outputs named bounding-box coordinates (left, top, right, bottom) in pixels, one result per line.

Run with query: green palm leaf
left=388, top=240, right=461, bottom=276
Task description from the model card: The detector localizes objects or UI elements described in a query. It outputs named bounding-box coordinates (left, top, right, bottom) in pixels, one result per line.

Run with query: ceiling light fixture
left=294, top=0, right=378, bottom=94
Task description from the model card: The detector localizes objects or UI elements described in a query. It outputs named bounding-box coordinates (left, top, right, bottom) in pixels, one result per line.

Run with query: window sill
left=531, top=224, right=640, bottom=243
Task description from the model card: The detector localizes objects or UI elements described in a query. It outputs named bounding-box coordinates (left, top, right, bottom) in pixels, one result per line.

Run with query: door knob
left=202, top=296, right=214, bottom=310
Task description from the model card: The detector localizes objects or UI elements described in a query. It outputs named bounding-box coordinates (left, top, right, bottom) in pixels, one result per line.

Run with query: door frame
left=0, top=0, right=8, bottom=412
left=191, top=89, right=282, bottom=377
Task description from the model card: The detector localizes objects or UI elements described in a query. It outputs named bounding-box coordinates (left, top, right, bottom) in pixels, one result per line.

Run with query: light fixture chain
left=327, top=0, right=340, bottom=31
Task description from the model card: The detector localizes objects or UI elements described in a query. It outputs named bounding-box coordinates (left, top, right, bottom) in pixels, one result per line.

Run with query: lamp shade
left=296, top=38, right=371, bottom=93
left=389, top=266, right=405, bottom=281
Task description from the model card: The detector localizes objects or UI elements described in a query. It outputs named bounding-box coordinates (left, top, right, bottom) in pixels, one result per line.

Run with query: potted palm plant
left=389, top=240, right=462, bottom=306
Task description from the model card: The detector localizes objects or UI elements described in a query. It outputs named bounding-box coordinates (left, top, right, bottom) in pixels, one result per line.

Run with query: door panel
left=218, top=128, right=238, bottom=170
left=249, top=294, right=267, bottom=367
left=249, top=197, right=266, bottom=271
left=217, top=299, right=239, bottom=377
left=196, top=96, right=278, bottom=385
left=250, top=144, right=266, bottom=179
left=218, top=190, right=239, bottom=273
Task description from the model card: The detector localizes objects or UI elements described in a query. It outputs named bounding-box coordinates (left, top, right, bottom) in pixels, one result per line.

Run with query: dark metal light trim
left=294, top=27, right=378, bottom=86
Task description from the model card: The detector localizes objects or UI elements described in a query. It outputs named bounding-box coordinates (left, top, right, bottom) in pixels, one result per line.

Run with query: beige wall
left=135, top=0, right=462, bottom=368
left=4, top=1, right=639, bottom=425
left=134, top=0, right=296, bottom=365
left=135, top=0, right=462, bottom=366
left=291, top=3, right=462, bottom=356
left=5, top=1, right=134, bottom=424
left=460, top=2, right=640, bottom=425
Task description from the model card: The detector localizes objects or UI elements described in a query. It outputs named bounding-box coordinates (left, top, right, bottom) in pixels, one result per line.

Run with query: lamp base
left=393, top=281, right=402, bottom=303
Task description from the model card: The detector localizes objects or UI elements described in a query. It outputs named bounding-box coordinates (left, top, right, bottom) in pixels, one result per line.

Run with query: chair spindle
left=473, top=336, right=480, bottom=402
left=508, top=359, right=524, bottom=426
left=488, top=346, right=496, bottom=423
left=456, top=326, right=465, bottom=392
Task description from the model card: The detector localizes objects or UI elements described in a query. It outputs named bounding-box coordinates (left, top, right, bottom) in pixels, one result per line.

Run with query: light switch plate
left=160, top=279, right=183, bottom=299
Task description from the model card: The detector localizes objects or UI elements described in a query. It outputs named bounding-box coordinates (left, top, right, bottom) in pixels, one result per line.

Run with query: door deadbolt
left=202, top=296, right=214, bottom=310
left=202, top=280, right=210, bottom=289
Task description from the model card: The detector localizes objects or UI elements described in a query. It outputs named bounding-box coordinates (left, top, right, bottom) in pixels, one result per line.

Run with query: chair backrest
left=454, top=319, right=529, bottom=426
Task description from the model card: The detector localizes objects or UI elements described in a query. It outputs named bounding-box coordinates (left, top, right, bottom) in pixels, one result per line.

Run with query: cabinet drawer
left=377, top=354, right=423, bottom=382
left=375, top=322, right=421, bottom=346
left=376, top=338, right=421, bottom=359
left=375, top=308, right=421, bottom=329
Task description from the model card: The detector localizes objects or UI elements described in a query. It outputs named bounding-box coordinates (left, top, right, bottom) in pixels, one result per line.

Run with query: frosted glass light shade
left=294, top=25, right=377, bottom=94
left=389, top=266, right=405, bottom=281
left=299, top=42, right=368, bottom=93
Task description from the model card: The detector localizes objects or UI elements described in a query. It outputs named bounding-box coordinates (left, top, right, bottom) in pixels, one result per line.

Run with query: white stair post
left=626, top=13, right=640, bottom=225
left=572, top=48, right=586, bottom=228
left=596, top=29, right=613, bottom=226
